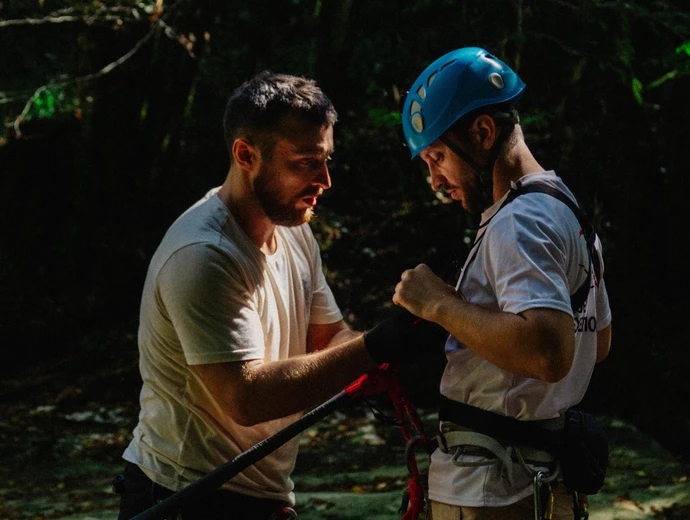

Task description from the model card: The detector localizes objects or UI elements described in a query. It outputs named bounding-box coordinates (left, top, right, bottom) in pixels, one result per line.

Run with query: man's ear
left=471, top=114, right=497, bottom=150
left=232, top=138, right=259, bottom=171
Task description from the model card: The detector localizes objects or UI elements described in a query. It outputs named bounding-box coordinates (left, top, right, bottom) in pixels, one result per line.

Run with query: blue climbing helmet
left=401, top=47, right=526, bottom=159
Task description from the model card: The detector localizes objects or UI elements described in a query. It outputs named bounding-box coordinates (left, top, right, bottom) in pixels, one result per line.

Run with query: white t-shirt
left=123, top=188, right=343, bottom=505
left=428, top=171, right=612, bottom=507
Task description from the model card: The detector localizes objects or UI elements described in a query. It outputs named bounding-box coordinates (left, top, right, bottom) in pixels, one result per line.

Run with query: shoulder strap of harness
left=501, top=181, right=601, bottom=311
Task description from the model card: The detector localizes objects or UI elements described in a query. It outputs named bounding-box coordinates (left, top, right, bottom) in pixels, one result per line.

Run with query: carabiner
left=533, top=471, right=545, bottom=520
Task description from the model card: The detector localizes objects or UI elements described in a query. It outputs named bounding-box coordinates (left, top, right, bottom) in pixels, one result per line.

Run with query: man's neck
left=217, top=174, right=277, bottom=254
left=492, top=142, right=545, bottom=202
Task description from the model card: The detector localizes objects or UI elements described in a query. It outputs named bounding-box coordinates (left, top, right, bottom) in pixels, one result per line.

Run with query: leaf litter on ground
left=1, top=370, right=689, bottom=520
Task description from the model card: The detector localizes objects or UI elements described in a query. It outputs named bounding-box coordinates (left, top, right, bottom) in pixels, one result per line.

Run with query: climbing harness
left=437, top=171, right=609, bottom=518
left=437, top=394, right=564, bottom=519
left=437, top=421, right=560, bottom=487
left=438, top=403, right=560, bottom=520
left=437, top=394, right=608, bottom=519
left=432, top=181, right=609, bottom=517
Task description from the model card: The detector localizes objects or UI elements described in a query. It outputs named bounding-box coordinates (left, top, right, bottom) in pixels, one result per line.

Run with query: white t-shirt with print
left=428, top=171, right=612, bottom=507
left=123, top=188, right=343, bottom=505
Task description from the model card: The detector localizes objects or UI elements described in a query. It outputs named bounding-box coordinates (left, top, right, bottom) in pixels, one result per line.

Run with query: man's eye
left=301, top=157, right=329, bottom=168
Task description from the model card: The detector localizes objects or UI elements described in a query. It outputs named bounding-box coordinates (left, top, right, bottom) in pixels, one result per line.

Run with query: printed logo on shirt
left=302, top=278, right=312, bottom=309
left=573, top=288, right=597, bottom=333
left=574, top=315, right=597, bottom=333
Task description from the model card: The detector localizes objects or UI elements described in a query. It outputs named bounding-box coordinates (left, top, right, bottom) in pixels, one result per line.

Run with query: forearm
left=226, top=336, right=377, bottom=425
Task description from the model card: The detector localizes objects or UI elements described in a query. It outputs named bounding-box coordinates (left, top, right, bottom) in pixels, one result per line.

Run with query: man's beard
left=463, top=188, right=486, bottom=214
left=254, top=164, right=317, bottom=227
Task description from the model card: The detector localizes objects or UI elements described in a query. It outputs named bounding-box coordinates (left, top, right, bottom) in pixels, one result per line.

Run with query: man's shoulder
left=159, top=202, right=221, bottom=252
left=516, top=171, right=581, bottom=207
left=151, top=192, right=258, bottom=275
left=487, top=188, right=581, bottom=250
left=500, top=174, right=579, bottom=224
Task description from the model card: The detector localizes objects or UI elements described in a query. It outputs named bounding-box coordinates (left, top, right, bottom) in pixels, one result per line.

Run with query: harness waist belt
left=437, top=395, right=564, bottom=454
left=438, top=425, right=556, bottom=464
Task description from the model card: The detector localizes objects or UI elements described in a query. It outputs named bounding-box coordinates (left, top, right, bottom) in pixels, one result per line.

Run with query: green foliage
left=27, top=86, right=63, bottom=120
left=520, top=110, right=554, bottom=133
left=366, top=108, right=401, bottom=129
left=631, top=77, right=644, bottom=105
left=676, top=40, right=690, bottom=56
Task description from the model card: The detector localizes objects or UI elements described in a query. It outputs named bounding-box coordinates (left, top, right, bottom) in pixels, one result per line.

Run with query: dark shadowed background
left=1, top=0, right=689, bottom=471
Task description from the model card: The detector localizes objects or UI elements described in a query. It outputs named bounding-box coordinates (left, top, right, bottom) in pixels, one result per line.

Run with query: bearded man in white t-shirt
left=115, top=71, right=446, bottom=520
left=394, top=48, right=613, bottom=520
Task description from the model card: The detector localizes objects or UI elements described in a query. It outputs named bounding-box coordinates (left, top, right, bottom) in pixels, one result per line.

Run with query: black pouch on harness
left=560, top=409, right=608, bottom=494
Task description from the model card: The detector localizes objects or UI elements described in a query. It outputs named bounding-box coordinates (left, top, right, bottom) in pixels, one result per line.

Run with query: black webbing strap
left=438, top=395, right=563, bottom=454
left=463, top=181, right=601, bottom=312
left=507, top=182, right=601, bottom=311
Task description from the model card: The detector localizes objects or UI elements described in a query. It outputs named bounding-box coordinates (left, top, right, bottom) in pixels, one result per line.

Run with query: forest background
left=1, top=0, right=690, bottom=514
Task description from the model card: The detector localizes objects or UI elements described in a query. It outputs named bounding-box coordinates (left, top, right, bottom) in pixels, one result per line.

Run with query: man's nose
left=314, top=164, right=331, bottom=190
left=429, top=170, right=445, bottom=192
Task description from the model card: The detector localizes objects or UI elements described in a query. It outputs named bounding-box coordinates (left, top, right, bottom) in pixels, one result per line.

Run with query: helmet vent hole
left=410, top=100, right=422, bottom=115
left=440, top=60, right=456, bottom=71
left=489, top=73, right=504, bottom=90
left=411, top=113, right=424, bottom=132
left=417, top=85, right=426, bottom=100
left=428, top=72, right=437, bottom=87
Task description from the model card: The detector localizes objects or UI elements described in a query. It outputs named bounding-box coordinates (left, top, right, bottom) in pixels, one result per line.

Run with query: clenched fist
left=392, top=264, right=460, bottom=321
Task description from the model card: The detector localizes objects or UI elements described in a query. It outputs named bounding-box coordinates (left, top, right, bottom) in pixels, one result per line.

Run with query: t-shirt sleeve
left=304, top=227, right=343, bottom=325
left=595, top=277, right=612, bottom=331
left=484, top=203, right=574, bottom=316
left=156, top=243, right=265, bottom=365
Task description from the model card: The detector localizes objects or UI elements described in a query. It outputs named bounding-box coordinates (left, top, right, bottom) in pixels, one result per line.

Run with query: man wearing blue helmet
left=394, top=48, right=613, bottom=519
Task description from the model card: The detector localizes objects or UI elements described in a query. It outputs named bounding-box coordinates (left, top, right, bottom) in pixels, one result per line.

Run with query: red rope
left=402, top=479, right=426, bottom=520
left=346, top=365, right=428, bottom=520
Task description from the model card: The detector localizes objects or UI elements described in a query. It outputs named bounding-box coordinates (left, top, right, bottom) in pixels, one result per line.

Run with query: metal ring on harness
left=404, top=434, right=425, bottom=474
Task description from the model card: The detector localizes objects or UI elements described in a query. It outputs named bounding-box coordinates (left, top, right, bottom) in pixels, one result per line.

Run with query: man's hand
left=392, top=264, right=460, bottom=321
left=363, top=310, right=448, bottom=365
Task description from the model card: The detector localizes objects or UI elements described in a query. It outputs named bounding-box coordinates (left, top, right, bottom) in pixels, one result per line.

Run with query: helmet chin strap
left=439, top=110, right=518, bottom=209
left=439, top=134, right=494, bottom=208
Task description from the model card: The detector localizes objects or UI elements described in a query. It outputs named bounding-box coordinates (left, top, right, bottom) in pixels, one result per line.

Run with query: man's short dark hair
left=223, top=71, right=338, bottom=161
